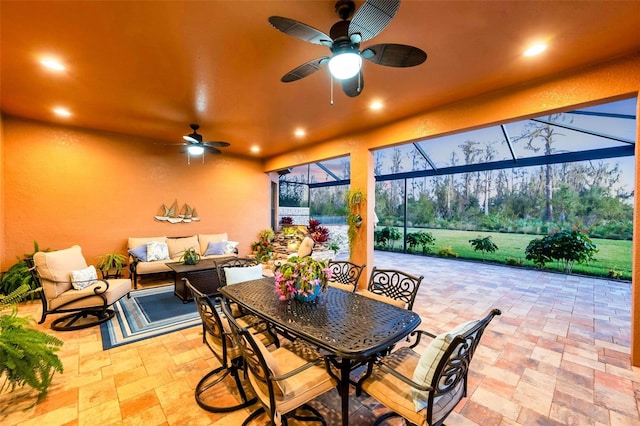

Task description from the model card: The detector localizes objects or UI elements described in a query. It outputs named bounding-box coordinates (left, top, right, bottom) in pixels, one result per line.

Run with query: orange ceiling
left=2, top=1, right=639, bottom=159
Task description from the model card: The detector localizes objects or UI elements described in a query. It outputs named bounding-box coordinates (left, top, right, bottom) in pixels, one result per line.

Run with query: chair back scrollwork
left=367, top=267, right=424, bottom=310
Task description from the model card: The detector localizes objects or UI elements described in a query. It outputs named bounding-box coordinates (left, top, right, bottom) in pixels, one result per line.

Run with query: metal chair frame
left=327, top=260, right=365, bottom=292
left=366, top=266, right=424, bottom=310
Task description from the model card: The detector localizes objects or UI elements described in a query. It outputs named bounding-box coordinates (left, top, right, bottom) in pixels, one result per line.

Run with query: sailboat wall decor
left=154, top=201, right=200, bottom=224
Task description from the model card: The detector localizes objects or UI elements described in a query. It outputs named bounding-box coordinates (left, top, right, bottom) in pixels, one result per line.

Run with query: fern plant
left=0, top=284, right=64, bottom=401
left=0, top=241, right=47, bottom=298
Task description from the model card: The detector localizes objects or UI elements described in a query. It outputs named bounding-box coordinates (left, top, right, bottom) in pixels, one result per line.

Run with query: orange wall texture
left=1, top=117, right=271, bottom=270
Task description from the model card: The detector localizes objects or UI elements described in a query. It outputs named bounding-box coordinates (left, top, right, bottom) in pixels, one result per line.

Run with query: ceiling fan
left=180, top=124, right=230, bottom=164
left=268, top=0, right=427, bottom=97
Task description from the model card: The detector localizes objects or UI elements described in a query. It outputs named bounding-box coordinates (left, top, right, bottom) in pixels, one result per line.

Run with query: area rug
left=100, top=285, right=200, bottom=350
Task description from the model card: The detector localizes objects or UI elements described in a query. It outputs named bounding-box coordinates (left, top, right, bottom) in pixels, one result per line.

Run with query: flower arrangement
left=251, top=229, right=276, bottom=263
left=274, top=256, right=332, bottom=302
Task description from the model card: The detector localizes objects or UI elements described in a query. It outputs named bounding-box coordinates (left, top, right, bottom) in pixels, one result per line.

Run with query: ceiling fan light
left=187, top=145, right=205, bottom=156
left=328, top=52, right=362, bottom=80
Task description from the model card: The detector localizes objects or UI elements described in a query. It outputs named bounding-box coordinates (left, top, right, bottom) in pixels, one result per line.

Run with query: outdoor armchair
left=358, top=266, right=424, bottom=310
left=30, top=245, right=131, bottom=331
left=357, top=309, right=502, bottom=426
left=220, top=296, right=337, bottom=425
left=327, top=260, right=365, bottom=292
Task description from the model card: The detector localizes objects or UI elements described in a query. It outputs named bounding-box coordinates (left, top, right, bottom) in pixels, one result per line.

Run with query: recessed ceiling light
left=53, top=107, right=71, bottom=117
left=370, top=101, right=383, bottom=110
left=251, top=145, right=260, bottom=153
left=524, top=43, right=547, bottom=57
left=294, top=129, right=305, bottom=137
left=40, top=57, right=66, bottom=71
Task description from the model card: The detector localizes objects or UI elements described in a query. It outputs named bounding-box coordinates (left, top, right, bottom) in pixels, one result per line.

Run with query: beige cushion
left=358, top=289, right=406, bottom=309
left=166, top=235, right=200, bottom=259
left=252, top=332, right=286, bottom=396
left=327, top=281, right=355, bottom=292
left=412, top=320, right=478, bottom=411
left=297, top=236, right=314, bottom=257
left=48, top=278, right=130, bottom=310
left=128, top=236, right=166, bottom=250
left=198, top=233, right=229, bottom=256
left=33, top=245, right=88, bottom=300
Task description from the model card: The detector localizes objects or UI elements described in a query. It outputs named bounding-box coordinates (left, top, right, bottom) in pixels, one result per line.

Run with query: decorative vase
left=294, top=282, right=322, bottom=303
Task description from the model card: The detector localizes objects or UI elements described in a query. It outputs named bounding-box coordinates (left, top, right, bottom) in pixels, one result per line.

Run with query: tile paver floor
left=1, top=251, right=639, bottom=425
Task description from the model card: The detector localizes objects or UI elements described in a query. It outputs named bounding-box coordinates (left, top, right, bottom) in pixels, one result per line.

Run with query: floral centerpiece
left=274, top=256, right=332, bottom=302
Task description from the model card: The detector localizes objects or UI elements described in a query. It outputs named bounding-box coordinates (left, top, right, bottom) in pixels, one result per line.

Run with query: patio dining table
left=219, top=277, right=421, bottom=426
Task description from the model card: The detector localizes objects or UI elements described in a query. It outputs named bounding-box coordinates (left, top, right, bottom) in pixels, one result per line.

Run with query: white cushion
left=225, top=240, right=239, bottom=254
left=412, top=320, right=478, bottom=411
left=69, top=265, right=98, bottom=290
left=225, top=264, right=263, bottom=285
left=146, top=241, right=169, bottom=261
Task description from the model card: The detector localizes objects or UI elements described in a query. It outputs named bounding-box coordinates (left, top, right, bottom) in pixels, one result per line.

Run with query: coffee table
left=166, top=258, right=222, bottom=302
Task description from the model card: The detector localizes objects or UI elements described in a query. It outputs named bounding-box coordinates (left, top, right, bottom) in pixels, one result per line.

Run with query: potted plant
left=96, top=253, right=127, bottom=279
left=344, top=188, right=366, bottom=256
left=0, top=284, right=64, bottom=403
left=274, top=256, right=332, bottom=302
left=0, top=241, right=47, bottom=299
left=179, top=247, right=201, bottom=265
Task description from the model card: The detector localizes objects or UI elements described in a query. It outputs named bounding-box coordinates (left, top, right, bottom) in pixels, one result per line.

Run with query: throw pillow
left=411, top=320, right=479, bottom=411
left=225, top=264, right=263, bottom=285
left=204, top=240, right=227, bottom=256
left=128, top=243, right=148, bottom=262
left=224, top=241, right=239, bottom=254
left=147, top=241, right=169, bottom=261
left=69, top=265, right=98, bottom=290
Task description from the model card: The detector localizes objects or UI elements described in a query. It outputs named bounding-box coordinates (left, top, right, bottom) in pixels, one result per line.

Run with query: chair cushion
left=327, top=281, right=355, bottom=292
left=69, top=265, right=98, bottom=290
left=297, top=237, right=314, bottom=257
left=146, top=241, right=170, bottom=261
left=48, top=278, right=130, bottom=310
left=204, top=240, right=227, bottom=256
left=167, top=235, right=200, bottom=259
left=224, top=264, right=263, bottom=285
left=358, top=289, right=406, bottom=309
left=412, top=320, right=478, bottom=411
left=33, top=245, right=88, bottom=300
left=198, top=233, right=229, bottom=255
left=128, top=244, right=148, bottom=261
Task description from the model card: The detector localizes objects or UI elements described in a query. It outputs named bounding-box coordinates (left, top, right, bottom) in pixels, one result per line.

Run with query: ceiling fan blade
left=341, top=71, right=364, bottom=97
left=348, top=0, right=400, bottom=43
left=268, top=16, right=333, bottom=46
left=281, top=57, right=329, bottom=82
left=362, top=43, right=427, bottom=67
left=204, top=146, right=222, bottom=154
left=203, top=141, right=230, bottom=148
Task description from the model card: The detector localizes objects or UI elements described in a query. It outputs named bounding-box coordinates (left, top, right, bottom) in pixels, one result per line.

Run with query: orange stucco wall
left=1, top=117, right=271, bottom=270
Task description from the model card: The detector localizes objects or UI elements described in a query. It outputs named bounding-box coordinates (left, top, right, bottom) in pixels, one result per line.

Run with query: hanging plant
left=343, top=189, right=366, bottom=256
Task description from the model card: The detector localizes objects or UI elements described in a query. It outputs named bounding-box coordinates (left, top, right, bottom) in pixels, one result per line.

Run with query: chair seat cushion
left=358, top=289, right=406, bottom=309
left=327, top=281, right=355, bottom=292
left=48, top=278, right=130, bottom=310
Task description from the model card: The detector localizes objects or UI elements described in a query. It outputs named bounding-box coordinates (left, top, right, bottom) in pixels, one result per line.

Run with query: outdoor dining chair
left=220, top=296, right=337, bottom=425
left=358, top=266, right=424, bottom=310
left=327, top=260, right=365, bottom=292
left=357, top=309, right=501, bottom=426
left=185, top=279, right=275, bottom=413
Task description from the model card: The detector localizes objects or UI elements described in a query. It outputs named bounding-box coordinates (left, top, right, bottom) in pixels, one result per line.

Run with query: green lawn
left=380, top=228, right=632, bottom=280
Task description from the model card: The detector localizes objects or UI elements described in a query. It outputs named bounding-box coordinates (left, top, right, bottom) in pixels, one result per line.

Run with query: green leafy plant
left=344, top=189, right=366, bottom=256
left=0, top=241, right=47, bottom=299
left=95, top=253, right=127, bottom=277
left=0, top=284, right=64, bottom=403
left=469, top=235, right=499, bottom=260
left=505, top=257, right=524, bottom=266
left=179, top=247, right=201, bottom=265
left=525, top=229, right=598, bottom=273
left=406, top=231, right=436, bottom=254
left=258, top=228, right=275, bottom=242
left=251, top=229, right=276, bottom=263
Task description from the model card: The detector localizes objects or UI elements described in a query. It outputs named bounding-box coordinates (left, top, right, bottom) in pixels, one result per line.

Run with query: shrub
left=406, top=231, right=436, bottom=254
left=307, top=219, right=330, bottom=243
left=504, top=257, right=524, bottom=266
left=437, top=246, right=459, bottom=258
left=469, top=235, right=498, bottom=260
left=280, top=216, right=293, bottom=225
left=525, top=229, right=598, bottom=273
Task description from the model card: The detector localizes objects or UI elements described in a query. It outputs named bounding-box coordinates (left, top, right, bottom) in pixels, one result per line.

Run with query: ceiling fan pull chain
left=330, top=73, right=334, bottom=105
